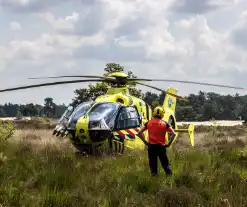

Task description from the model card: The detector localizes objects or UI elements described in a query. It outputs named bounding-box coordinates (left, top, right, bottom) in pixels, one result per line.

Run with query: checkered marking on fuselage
left=113, top=127, right=140, bottom=141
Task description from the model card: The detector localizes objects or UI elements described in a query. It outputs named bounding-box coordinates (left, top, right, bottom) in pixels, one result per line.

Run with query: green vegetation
left=0, top=120, right=15, bottom=142
left=0, top=124, right=247, bottom=206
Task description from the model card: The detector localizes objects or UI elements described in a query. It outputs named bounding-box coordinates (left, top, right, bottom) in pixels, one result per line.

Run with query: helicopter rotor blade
left=28, top=73, right=247, bottom=90
left=135, top=82, right=189, bottom=101
left=28, top=75, right=116, bottom=81
left=0, top=79, right=114, bottom=93
left=128, top=79, right=247, bottom=90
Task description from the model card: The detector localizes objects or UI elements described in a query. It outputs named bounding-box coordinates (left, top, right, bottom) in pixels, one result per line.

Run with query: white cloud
left=171, top=0, right=242, bottom=13
left=229, top=9, right=247, bottom=50
left=9, top=21, right=22, bottom=31
left=6, top=34, right=71, bottom=62
left=3, top=0, right=30, bottom=7
left=36, top=12, right=80, bottom=32
left=0, top=0, right=247, bottom=105
left=0, top=0, right=67, bottom=12
left=209, top=0, right=242, bottom=8
left=0, top=30, right=106, bottom=71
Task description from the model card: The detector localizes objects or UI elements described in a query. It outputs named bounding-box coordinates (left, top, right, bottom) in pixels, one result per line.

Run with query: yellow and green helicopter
left=0, top=71, right=246, bottom=154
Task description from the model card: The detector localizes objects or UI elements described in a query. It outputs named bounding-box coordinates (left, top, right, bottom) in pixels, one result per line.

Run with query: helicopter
left=0, top=70, right=246, bottom=154
left=52, top=80, right=195, bottom=154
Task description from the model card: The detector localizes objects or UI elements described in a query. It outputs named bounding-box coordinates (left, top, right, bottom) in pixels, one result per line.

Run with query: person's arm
left=165, top=122, right=176, bottom=147
left=137, top=122, right=149, bottom=146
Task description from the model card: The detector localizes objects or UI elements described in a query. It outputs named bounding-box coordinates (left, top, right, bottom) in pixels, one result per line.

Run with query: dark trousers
left=147, top=144, right=172, bottom=176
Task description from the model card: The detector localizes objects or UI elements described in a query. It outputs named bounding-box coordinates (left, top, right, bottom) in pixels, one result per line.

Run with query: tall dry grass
left=0, top=123, right=247, bottom=206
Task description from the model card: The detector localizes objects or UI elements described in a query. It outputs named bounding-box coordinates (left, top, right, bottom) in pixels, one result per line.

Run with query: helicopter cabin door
left=113, top=106, right=142, bottom=149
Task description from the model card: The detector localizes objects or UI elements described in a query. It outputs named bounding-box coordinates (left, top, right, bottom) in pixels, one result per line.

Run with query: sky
left=1, top=0, right=247, bottom=105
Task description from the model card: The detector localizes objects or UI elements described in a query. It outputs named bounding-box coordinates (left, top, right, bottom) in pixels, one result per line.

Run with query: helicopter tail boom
left=174, top=124, right=195, bottom=147
left=163, top=87, right=178, bottom=112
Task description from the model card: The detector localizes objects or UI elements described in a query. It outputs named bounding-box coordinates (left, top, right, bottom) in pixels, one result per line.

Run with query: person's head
left=152, top=106, right=164, bottom=119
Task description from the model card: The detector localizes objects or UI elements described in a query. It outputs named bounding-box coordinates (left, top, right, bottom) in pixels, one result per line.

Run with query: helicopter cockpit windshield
left=88, top=102, right=120, bottom=130
left=67, top=101, right=95, bottom=129
left=53, top=105, right=74, bottom=135
left=58, top=106, right=73, bottom=124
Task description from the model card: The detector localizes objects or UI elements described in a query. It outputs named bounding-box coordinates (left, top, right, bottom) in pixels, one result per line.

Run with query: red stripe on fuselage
left=125, top=129, right=135, bottom=138
left=133, top=128, right=139, bottom=133
left=116, top=130, right=125, bottom=138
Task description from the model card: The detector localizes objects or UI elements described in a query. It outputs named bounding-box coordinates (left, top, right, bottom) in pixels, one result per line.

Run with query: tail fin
left=163, top=87, right=178, bottom=112
left=175, top=124, right=195, bottom=147
left=188, top=124, right=194, bottom=147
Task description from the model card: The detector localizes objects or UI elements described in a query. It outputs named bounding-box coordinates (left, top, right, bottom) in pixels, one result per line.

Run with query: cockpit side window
left=115, top=106, right=141, bottom=130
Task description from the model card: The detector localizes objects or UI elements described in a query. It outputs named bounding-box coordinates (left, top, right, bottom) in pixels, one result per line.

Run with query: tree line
left=0, top=98, right=67, bottom=119
left=1, top=63, right=247, bottom=121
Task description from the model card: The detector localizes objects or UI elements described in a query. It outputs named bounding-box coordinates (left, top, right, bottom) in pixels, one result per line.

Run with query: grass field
left=1, top=121, right=247, bottom=206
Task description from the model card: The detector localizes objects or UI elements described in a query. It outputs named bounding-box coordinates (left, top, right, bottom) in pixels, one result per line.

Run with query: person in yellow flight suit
left=137, top=106, right=176, bottom=177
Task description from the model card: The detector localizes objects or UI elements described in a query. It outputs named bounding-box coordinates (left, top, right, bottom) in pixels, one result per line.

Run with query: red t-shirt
left=142, top=118, right=172, bottom=146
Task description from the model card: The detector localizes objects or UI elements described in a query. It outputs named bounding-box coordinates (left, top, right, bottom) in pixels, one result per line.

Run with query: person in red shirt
left=137, top=106, right=176, bottom=176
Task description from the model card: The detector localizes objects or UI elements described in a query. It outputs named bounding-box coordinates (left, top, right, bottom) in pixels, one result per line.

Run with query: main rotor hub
left=104, top=71, right=129, bottom=85
left=105, top=72, right=128, bottom=78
